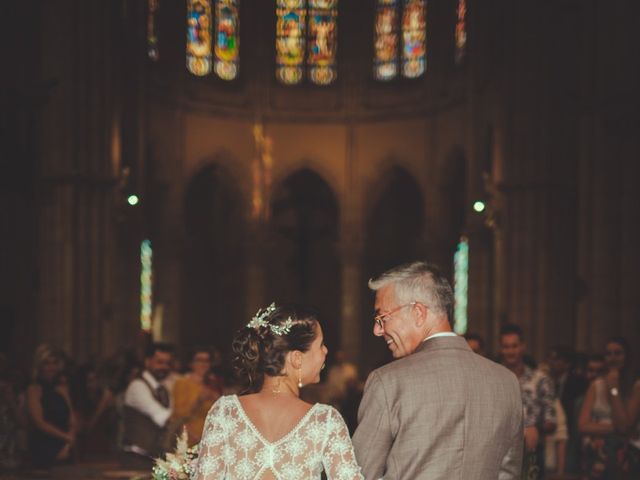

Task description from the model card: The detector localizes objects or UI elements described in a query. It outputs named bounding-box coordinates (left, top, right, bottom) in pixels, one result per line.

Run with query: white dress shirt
left=424, top=332, right=457, bottom=342
left=123, top=370, right=172, bottom=427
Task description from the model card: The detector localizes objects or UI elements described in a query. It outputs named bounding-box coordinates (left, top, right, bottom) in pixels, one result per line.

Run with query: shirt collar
left=142, top=370, right=161, bottom=389
left=424, top=332, right=457, bottom=342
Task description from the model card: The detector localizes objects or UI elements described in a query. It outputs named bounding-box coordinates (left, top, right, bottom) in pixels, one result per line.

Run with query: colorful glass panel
left=140, top=239, right=153, bottom=332
left=374, top=0, right=399, bottom=81
left=308, top=0, right=338, bottom=85
left=454, top=0, right=467, bottom=65
left=147, top=0, right=160, bottom=60
left=453, top=236, right=469, bottom=335
left=402, top=0, right=426, bottom=78
left=276, top=0, right=306, bottom=85
left=214, top=0, right=240, bottom=80
left=187, top=0, right=213, bottom=76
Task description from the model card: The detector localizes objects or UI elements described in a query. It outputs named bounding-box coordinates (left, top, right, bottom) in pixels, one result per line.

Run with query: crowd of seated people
left=465, top=331, right=640, bottom=480
left=0, top=333, right=637, bottom=479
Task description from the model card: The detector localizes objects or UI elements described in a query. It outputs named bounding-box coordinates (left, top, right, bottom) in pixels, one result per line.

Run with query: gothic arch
left=267, top=168, right=341, bottom=353
left=181, top=162, right=247, bottom=351
left=361, top=165, right=426, bottom=371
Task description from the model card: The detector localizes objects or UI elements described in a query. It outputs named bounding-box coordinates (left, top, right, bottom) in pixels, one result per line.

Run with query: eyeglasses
left=373, top=302, right=421, bottom=329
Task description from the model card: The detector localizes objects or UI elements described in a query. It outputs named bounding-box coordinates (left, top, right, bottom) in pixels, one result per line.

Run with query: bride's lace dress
left=192, top=395, right=363, bottom=480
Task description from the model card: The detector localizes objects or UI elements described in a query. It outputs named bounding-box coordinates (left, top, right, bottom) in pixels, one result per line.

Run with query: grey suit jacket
left=353, top=336, right=523, bottom=480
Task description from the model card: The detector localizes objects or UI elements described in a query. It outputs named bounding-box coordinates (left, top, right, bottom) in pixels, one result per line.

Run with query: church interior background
left=1, top=0, right=639, bottom=375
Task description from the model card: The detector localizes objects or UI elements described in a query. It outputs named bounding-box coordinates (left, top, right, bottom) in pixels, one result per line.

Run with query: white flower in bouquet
left=152, top=427, right=199, bottom=480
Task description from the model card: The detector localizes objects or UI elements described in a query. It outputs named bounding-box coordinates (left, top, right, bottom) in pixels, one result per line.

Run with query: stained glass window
left=187, top=0, right=213, bottom=76
left=140, top=240, right=153, bottom=332
left=276, top=0, right=338, bottom=86
left=374, top=0, right=426, bottom=81
left=402, top=0, right=426, bottom=78
left=214, top=0, right=239, bottom=80
left=308, top=0, right=338, bottom=85
left=374, top=0, right=399, bottom=81
left=276, top=0, right=306, bottom=85
left=147, top=0, right=160, bottom=60
left=454, top=0, right=467, bottom=65
left=453, top=236, right=469, bottom=335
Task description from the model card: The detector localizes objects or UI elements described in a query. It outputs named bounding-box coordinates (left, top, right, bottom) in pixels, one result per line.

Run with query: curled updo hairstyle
left=232, top=304, right=319, bottom=393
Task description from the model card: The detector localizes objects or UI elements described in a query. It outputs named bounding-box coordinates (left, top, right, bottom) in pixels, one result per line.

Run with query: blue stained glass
left=187, top=0, right=213, bottom=76
left=453, top=236, right=469, bottom=335
left=214, top=0, right=240, bottom=80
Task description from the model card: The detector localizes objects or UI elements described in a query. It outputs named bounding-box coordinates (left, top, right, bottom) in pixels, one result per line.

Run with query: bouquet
left=152, top=428, right=199, bottom=480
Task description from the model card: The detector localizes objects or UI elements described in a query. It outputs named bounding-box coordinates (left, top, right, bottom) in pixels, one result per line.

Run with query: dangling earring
left=297, top=368, right=303, bottom=389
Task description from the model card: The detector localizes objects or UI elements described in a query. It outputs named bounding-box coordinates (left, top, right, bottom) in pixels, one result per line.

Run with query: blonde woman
left=26, top=345, right=76, bottom=467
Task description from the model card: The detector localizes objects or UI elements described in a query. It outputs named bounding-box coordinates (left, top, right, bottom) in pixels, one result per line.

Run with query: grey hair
left=368, top=261, right=454, bottom=326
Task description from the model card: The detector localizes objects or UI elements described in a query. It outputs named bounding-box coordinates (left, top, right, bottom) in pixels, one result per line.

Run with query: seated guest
left=121, top=343, right=172, bottom=469
left=26, top=345, right=76, bottom=468
left=544, top=398, right=568, bottom=475
left=499, top=324, right=556, bottom=479
left=547, top=345, right=589, bottom=474
left=71, top=362, right=115, bottom=459
left=579, top=337, right=639, bottom=479
left=171, top=348, right=220, bottom=446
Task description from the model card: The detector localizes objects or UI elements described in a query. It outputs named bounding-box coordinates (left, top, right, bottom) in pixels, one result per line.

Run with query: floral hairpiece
left=247, top=302, right=294, bottom=336
left=270, top=317, right=294, bottom=336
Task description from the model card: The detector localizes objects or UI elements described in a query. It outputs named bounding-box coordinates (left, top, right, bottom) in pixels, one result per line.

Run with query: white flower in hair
left=270, top=317, right=294, bottom=336
left=246, top=302, right=294, bottom=336
left=247, top=302, right=276, bottom=330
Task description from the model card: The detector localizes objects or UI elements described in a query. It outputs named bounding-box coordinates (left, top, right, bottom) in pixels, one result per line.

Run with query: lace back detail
left=193, top=395, right=363, bottom=480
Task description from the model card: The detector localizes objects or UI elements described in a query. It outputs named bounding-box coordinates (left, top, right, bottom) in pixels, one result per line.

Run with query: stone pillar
left=34, top=0, right=135, bottom=360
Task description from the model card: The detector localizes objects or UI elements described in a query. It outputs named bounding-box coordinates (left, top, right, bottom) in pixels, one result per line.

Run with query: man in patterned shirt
left=500, top=324, right=557, bottom=479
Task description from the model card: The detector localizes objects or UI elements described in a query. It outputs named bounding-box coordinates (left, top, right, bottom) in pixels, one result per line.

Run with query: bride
left=192, top=303, right=364, bottom=480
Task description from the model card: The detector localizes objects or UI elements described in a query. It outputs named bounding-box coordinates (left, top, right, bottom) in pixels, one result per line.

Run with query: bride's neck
left=261, top=375, right=299, bottom=398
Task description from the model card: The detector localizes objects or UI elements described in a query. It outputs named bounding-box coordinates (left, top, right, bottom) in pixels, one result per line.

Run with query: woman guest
left=579, top=337, right=640, bottom=479
left=71, top=362, right=116, bottom=459
left=26, top=345, right=76, bottom=468
left=192, top=303, right=363, bottom=480
left=171, top=348, right=220, bottom=446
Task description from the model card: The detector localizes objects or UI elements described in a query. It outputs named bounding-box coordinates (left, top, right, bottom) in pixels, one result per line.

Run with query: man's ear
left=413, top=302, right=428, bottom=327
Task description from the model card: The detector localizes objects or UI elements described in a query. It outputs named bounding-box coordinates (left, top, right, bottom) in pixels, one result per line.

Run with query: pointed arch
left=268, top=168, right=341, bottom=351
left=361, top=166, right=425, bottom=370
left=182, top=162, right=247, bottom=350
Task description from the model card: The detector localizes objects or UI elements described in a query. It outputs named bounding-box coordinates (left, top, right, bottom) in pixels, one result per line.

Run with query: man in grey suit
left=353, top=261, right=523, bottom=480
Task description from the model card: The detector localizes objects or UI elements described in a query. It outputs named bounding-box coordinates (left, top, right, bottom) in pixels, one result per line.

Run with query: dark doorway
left=267, top=168, right=341, bottom=354
left=362, top=166, right=425, bottom=372
left=182, top=163, right=246, bottom=352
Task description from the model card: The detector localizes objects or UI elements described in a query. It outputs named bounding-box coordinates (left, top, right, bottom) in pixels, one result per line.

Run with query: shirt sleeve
left=352, top=371, right=392, bottom=480
left=554, top=400, right=568, bottom=441
left=193, top=399, right=226, bottom=480
left=538, top=374, right=557, bottom=426
left=321, top=407, right=364, bottom=480
left=123, top=379, right=171, bottom=427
